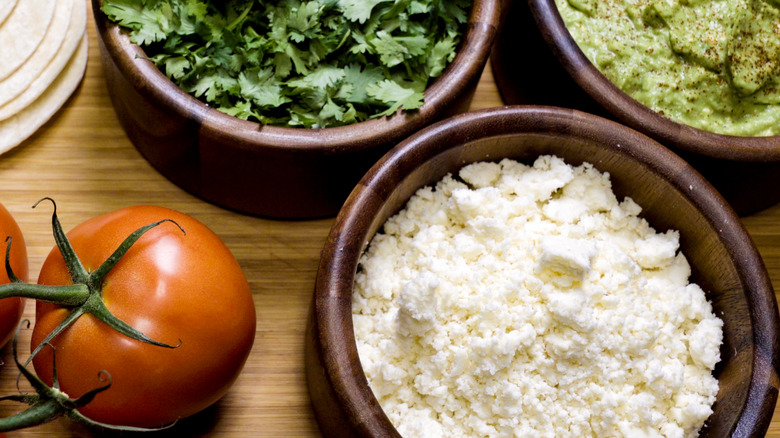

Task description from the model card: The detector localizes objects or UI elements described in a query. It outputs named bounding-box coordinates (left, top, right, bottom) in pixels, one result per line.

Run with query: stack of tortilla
left=0, top=0, right=88, bottom=154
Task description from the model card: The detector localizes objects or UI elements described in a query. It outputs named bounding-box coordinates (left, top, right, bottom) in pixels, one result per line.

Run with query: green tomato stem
left=87, top=218, right=185, bottom=291
left=3, top=236, right=22, bottom=284
left=86, top=295, right=181, bottom=349
left=0, top=283, right=89, bottom=306
left=33, top=197, right=89, bottom=284
left=0, top=400, right=63, bottom=432
left=0, top=321, right=176, bottom=433
left=27, top=307, right=86, bottom=366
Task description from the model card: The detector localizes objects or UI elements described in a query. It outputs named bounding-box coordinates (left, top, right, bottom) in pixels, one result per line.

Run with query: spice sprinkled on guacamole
left=555, top=0, right=780, bottom=136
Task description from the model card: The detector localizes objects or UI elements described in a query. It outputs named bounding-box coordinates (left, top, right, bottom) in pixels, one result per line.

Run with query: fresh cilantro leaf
left=183, top=0, right=209, bottom=21
left=366, top=79, right=424, bottom=117
left=437, top=0, right=472, bottom=24
left=371, top=31, right=409, bottom=68
left=217, top=99, right=258, bottom=120
left=340, top=103, right=358, bottom=124
left=427, top=36, right=457, bottom=77
left=286, top=1, right=324, bottom=39
left=238, top=69, right=290, bottom=108
left=337, top=0, right=392, bottom=23
left=408, top=1, right=431, bottom=14
left=343, top=64, right=384, bottom=104
left=287, top=65, right=345, bottom=90
left=319, top=97, right=345, bottom=123
left=163, top=56, right=190, bottom=79
left=102, top=0, right=170, bottom=45
left=396, top=35, right=430, bottom=57
left=273, top=53, right=293, bottom=78
left=348, top=30, right=372, bottom=55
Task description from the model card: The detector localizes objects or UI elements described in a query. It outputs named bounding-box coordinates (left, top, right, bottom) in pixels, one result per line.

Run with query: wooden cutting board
left=0, top=1, right=778, bottom=436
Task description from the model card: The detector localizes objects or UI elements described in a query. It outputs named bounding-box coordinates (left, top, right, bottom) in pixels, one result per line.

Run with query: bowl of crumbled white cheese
left=305, top=106, right=780, bottom=438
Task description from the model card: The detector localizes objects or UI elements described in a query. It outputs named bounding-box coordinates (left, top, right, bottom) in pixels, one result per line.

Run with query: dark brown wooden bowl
left=306, top=106, right=780, bottom=437
left=91, top=0, right=501, bottom=218
left=490, top=0, right=780, bottom=216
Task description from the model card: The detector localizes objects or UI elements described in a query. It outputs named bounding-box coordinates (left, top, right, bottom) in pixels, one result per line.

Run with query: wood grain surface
left=0, top=2, right=778, bottom=437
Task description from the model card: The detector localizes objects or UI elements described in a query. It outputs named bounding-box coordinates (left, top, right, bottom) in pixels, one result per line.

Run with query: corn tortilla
left=0, top=0, right=85, bottom=120
left=0, top=0, right=74, bottom=107
left=0, top=0, right=56, bottom=81
left=0, top=35, right=87, bottom=155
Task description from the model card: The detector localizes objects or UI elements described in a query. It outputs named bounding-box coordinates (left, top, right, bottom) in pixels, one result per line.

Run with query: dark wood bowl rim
left=92, top=0, right=500, bottom=154
left=315, top=106, right=779, bottom=436
left=527, top=0, right=780, bottom=162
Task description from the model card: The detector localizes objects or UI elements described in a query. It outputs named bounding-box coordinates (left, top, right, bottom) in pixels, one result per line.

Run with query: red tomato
left=30, top=206, right=256, bottom=428
left=0, top=202, right=27, bottom=350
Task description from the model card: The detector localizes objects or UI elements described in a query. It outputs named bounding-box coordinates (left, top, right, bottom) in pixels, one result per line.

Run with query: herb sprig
left=101, top=0, right=471, bottom=128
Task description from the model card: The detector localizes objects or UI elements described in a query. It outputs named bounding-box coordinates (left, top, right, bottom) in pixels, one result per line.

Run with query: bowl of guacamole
left=491, top=0, right=780, bottom=215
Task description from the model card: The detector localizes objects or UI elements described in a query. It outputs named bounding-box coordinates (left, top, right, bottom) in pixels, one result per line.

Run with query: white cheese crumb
left=536, top=236, right=598, bottom=287
left=353, top=156, right=723, bottom=438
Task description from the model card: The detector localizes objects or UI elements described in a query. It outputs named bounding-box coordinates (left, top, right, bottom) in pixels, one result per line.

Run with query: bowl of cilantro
left=92, top=0, right=500, bottom=218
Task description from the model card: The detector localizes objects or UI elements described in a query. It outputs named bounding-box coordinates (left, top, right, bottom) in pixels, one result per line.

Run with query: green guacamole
left=555, top=0, right=780, bottom=136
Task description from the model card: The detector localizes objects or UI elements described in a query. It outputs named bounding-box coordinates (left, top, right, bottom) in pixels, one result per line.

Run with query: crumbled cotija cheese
left=352, top=155, right=723, bottom=438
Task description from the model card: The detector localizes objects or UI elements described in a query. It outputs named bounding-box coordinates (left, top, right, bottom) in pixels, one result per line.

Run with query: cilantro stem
left=226, top=2, right=253, bottom=32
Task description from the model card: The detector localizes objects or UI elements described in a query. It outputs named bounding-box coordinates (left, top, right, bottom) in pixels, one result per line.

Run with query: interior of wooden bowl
left=313, top=106, right=780, bottom=437
left=497, top=0, right=780, bottom=162
left=92, top=0, right=501, bottom=152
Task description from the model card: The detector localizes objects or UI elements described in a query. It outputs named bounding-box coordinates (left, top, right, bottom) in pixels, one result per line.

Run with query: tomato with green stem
left=0, top=202, right=27, bottom=351
left=0, top=200, right=256, bottom=429
left=1, top=320, right=171, bottom=433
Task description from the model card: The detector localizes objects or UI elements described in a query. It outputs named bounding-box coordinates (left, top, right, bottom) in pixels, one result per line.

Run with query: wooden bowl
left=306, top=106, right=780, bottom=437
left=91, top=0, right=501, bottom=218
left=490, top=0, right=780, bottom=216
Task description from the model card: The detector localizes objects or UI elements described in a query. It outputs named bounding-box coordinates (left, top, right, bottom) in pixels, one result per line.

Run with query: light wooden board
left=0, top=1, right=778, bottom=436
